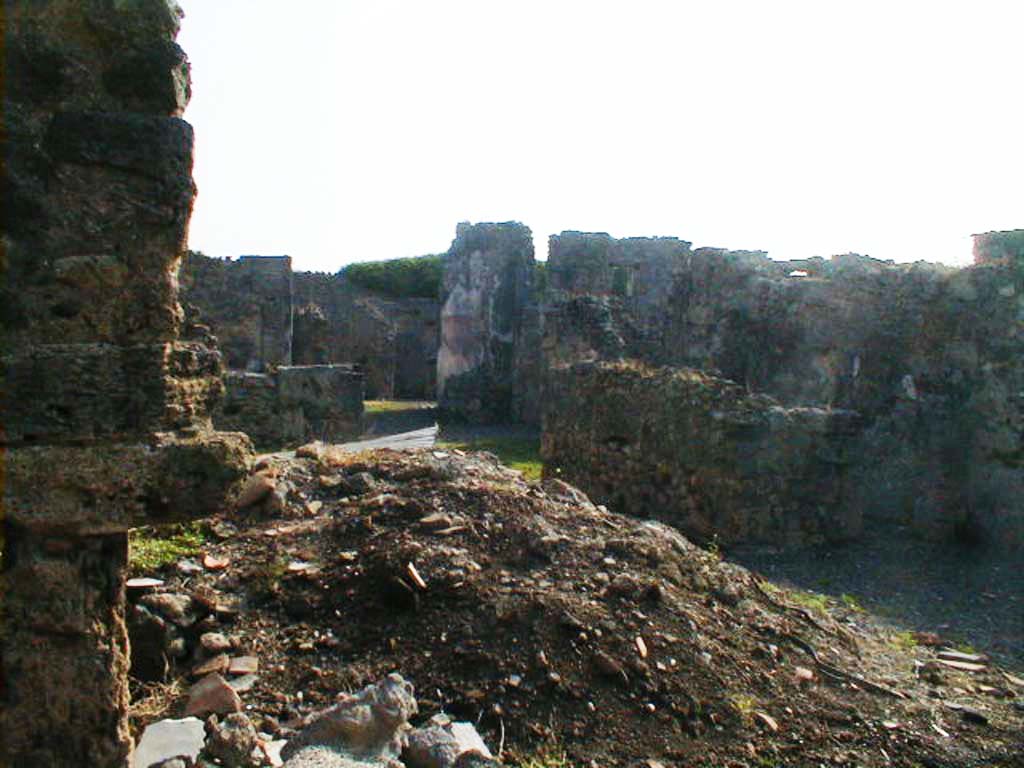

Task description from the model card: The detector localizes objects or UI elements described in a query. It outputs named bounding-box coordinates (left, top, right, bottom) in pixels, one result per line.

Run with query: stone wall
left=973, top=229, right=1024, bottom=268
left=180, top=252, right=293, bottom=371
left=547, top=232, right=692, bottom=334
left=293, top=271, right=440, bottom=399
left=1, top=3, right=252, bottom=765
left=437, top=222, right=537, bottom=421
left=183, top=253, right=440, bottom=399
left=541, top=249, right=1024, bottom=549
left=215, top=366, right=364, bottom=449
left=543, top=363, right=861, bottom=547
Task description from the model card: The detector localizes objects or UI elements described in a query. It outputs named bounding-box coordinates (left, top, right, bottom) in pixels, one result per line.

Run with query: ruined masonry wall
left=182, top=253, right=440, bottom=399
left=2, top=4, right=252, bottom=766
left=437, top=222, right=537, bottom=422
left=180, top=253, right=293, bottom=371
left=543, top=363, right=861, bottom=548
left=215, top=366, right=365, bottom=449
left=292, top=271, right=440, bottom=399
left=543, top=248, right=1024, bottom=549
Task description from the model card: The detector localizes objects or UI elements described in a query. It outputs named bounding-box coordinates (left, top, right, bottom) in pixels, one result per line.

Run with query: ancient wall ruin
left=544, top=363, right=861, bottom=547
left=183, top=253, right=440, bottom=399
left=547, top=231, right=692, bottom=334
left=541, top=243, right=1024, bottom=549
left=180, top=252, right=293, bottom=371
left=2, top=3, right=252, bottom=765
left=216, top=365, right=364, bottom=449
left=293, top=271, right=439, bottom=399
left=973, top=228, right=1024, bottom=267
left=437, top=222, right=538, bottom=422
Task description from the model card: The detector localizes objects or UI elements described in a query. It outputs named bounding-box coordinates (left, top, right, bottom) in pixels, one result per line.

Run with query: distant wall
left=437, top=222, right=536, bottom=422
left=215, top=365, right=364, bottom=449
left=973, top=229, right=1024, bottom=268
left=182, top=252, right=440, bottom=398
left=180, top=253, right=293, bottom=371
left=547, top=232, right=691, bottom=332
left=293, top=271, right=439, bottom=399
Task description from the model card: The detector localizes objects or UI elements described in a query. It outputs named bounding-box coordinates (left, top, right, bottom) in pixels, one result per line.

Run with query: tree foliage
left=342, top=255, right=443, bottom=299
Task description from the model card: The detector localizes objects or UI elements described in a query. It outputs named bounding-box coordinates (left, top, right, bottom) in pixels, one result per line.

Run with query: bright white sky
left=178, top=1, right=1022, bottom=270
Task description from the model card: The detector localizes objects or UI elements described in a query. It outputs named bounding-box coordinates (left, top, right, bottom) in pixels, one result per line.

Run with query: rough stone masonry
left=542, top=235, right=1024, bottom=549
left=2, top=2, right=251, bottom=765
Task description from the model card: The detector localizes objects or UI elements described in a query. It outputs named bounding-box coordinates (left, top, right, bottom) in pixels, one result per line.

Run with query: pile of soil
left=131, top=447, right=1024, bottom=767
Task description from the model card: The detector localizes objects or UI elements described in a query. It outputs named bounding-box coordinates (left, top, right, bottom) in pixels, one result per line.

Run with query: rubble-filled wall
left=437, top=222, right=536, bottom=421
left=1, top=3, right=251, bottom=766
left=543, top=363, right=862, bottom=547
left=973, top=229, right=1024, bottom=267
left=180, top=252, right=293, bottom=370
left=293, top=271, right=440, bottom=399
left=215, top=365, right=364, bottom=448
left=182, top=253, right=441, bottom=398
left=547, top=232, right=691, bottom=333
left=543, top=247, right=1024, bottom=549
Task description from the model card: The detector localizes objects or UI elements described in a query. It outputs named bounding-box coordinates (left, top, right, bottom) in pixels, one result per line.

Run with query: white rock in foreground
left=131, top=717, right=205, bottom=768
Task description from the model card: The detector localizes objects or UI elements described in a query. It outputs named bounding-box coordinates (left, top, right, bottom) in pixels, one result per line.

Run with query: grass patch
left=507, top=744, right=575, bottom=768
left=840, top=593, right=865, bottom=612
left=342, top=254, right=442, bottom=299
left=787, top=589, right=830, bottom=616
left=129, top=678, right=185, bottom=736
left=730, top=692, right=759, bottom=717
left=890, top=631, right=918, bottom=651
left=129, top=522, right=205, bottom=574
left=437, top=435, right=542, bottom=481
left=364, top=399, right=434, bottom=414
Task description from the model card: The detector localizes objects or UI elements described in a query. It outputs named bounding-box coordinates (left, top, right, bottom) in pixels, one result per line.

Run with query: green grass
left=890, top=631, right=918, bottom=651
left=364, top=399, right=433, bottom=414
left=129, top=522, right=205, bottom=573
left=437, top=435, right=543, bottom=481
left=840, top=593, right=865, bottom=612
left=730, top=692, right=759, bottom=717
left=507, top=745, right=575, bottom=768
left=787, top=589, right=830, bottom=615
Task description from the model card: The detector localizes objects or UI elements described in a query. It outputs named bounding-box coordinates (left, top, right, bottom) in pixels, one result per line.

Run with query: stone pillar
left=437, top=222, right=535, bottom=422
left=1, top=3, right=251, bottom=766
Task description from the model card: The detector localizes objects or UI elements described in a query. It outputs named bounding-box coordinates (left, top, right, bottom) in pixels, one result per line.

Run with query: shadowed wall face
left=2, top=3, right=251, bottom=765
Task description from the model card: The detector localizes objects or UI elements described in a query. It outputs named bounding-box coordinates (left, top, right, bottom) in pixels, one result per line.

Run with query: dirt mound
left=131, top=449, right=1024, bottom=767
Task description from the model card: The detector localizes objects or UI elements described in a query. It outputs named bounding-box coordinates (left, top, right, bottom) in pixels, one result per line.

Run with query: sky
left=177, top=1, right=1023, bottom=271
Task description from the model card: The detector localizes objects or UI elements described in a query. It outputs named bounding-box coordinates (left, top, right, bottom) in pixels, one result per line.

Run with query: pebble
left=229, top=673, right=259, bottom=693
left=237, top=472, right=277, bottom=509
left=185, top=673, right=243, bottom=717
left=200, top=632, right=233, bottom=654
left=191, top=653, right=230, bottom=678
left=140, top=593, right=197, bottom=628
left=229, top=655, right=260, bottom=675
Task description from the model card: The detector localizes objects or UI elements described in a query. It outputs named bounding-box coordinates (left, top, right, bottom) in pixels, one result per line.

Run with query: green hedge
left=342, top=254, right=443, bottom=299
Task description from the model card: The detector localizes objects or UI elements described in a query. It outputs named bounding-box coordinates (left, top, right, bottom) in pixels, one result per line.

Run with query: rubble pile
left=127, top=449, right=1024, bottom=767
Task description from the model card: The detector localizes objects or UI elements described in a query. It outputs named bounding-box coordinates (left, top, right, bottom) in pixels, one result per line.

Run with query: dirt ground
left=733, top=536, right=1024, bottom=673
left=129, top=446, right=1024, bottom=767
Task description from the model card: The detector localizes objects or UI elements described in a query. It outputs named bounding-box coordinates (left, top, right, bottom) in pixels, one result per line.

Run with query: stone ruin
left=181, top=250, right=439, bottom=402
left=179, top=253, right=366, bottom=448
left=181, top=217, right=1023, bottom=550
left=541, top=233, right=1024, bottom=551
left=436, top=222, right=540, bottom=423
left=3, top=3, right=1020, bottom=762
left=2, top=2, right=252, bottom=764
